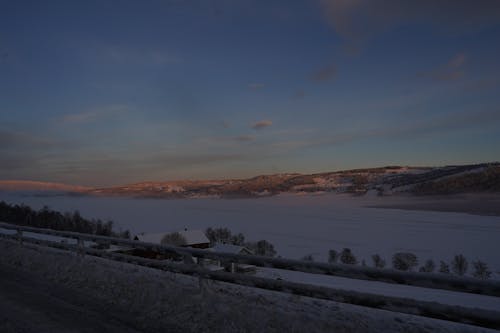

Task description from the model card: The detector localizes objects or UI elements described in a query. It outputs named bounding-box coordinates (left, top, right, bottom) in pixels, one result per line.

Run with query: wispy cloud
left=252, top=120, right=273, bottom=129
left=319, top=1, right=500, bottom=50
left=61, top=105, right=130, bottom=124
left=448, top=53, right=466, bottom=68
left=310, top=63, right=336, bottom=82
left=420, top=53, right=466, bottom=82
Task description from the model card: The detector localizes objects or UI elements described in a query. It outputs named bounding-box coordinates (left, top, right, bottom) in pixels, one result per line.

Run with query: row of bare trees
left=317, top=248, right=493, bottom=279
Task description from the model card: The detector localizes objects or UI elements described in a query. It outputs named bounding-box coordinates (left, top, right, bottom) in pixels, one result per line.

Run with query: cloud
left=252, top=120, right=273, bottom=129
left=222, top=121, right=230, bottom=128
left=248, top=83, right=265, bottom=90
left=310, top=64, right=336, bottom=82
left=292, top=89, right=306, bottom=99
left=319, top=1, right=500, bottom=49
left=420, top=53, right=466, bottom=82
left=61, top=105, right=129, bottom=124
left=448, top=53, right=466, bottom=68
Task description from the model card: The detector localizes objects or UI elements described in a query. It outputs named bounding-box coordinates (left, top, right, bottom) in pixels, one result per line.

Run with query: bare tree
left=302, top=254, right=314, bottom=261
left=451, top=254, right=468, bottom=276
left=371, top=254, right=386, bottom=269
left=439, top=261, right=450, bottom=274
left=246, top=240, right=276, bottom=257
left=419, top=259, right=435, bottom=273
left=340, top=248, right=357, bottom=265
left=472, top=260, right=492, bottom=279
left=328, top=249, right=338, bottom=264
left=205, top=227, right=245, bottom=246
left=392, top=252, right=418, bottom=271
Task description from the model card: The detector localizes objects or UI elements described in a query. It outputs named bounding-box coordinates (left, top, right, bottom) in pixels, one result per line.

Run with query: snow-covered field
left=1, top=192, right=499, bottom=276
left=0, top=240, right=496, bottom=333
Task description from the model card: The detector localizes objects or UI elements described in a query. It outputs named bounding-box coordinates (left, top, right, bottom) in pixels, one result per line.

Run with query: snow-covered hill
left=88, top=162, right=500, bottom=198
left=2, top=162, right=499, bottom=199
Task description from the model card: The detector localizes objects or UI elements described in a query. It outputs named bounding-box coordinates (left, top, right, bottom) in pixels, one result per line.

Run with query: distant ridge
left=1, top=162, right=499, bottom=198
left=0, top=180, right=89, bottom=192
left=89, top=162, right=500, bottom=198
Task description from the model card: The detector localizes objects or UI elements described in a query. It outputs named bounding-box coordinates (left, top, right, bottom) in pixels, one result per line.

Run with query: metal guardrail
left=1, top=222, right=499, bottom=329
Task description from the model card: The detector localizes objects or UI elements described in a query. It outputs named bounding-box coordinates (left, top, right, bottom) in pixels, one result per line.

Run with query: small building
left=135, top=229, right=210, bottom=249
left=209, top=242, right=256, bottom=273
left=211, top=243, right=253, bottom=255
left=124, top=229, right=210, bottom=260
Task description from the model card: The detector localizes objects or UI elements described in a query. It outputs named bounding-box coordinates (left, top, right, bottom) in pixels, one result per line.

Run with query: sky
left=1, top=0, right=500, bottom=186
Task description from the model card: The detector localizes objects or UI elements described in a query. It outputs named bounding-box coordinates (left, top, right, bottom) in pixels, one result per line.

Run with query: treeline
left=314, top=248, right=493, bottom=280
left=0, top=201, right=130, bottom=238
left=412, top=164, right=500, bottom=194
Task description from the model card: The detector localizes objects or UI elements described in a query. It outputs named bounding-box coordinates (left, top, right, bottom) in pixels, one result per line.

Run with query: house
left=211, top=243, right=253, bottom=255
left=125, top=228, right=211, bottom=260
left=208, top=242, right=256, bottom=273
left=135, top=228, right=210, bottom=249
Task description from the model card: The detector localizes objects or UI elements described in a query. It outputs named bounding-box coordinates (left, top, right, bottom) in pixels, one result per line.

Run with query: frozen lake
left=1, top=192, right=499, bottom=275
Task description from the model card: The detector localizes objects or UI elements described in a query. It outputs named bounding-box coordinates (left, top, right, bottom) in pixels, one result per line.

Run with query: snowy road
left=0, top=266, right=141, bottom=333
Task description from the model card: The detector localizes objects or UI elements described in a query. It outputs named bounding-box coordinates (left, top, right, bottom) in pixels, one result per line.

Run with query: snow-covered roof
left=178, top=229, right=210, bottom=245
left=211, top=243, right=253, bottom=255
left=135, top=233, right=164, bottom=244
left=136, top=229, right=209, bottom=246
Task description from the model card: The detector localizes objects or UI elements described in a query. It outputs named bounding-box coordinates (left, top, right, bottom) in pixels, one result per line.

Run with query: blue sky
left=1, top=0, right=500, bottom=186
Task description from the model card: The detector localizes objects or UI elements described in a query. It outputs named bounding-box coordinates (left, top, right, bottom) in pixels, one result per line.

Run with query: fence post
left=198, top=257, right=207, bottom=293
left=77, top=238, right=84, bottom=257
left=183, top=253, right=195, bottom=264
left=16, top=229, right=23, bottom=245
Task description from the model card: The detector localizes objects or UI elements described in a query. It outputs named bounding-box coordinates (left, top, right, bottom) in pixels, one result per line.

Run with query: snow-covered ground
left=1, top=192, right=499, bottom=277
left=0, top=240, right=496, bottom=333
left=257, top=268, right=500, bottom=312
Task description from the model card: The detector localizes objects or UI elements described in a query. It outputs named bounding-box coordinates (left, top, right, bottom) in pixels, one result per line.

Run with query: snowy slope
left=0, top=239, right=496, bottom=333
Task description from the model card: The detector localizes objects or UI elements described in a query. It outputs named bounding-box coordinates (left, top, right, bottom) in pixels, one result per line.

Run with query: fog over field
left=1, top=192, right=499, bottom=275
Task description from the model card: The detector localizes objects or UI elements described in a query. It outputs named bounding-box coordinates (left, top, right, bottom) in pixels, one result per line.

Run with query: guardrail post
left=198, top=257, right=207, bottom=293
left=77, top=238, right=84, bottom=258
left=16, top=229, right=23, bottom=245
left=183, top=253, right=195, bottom=264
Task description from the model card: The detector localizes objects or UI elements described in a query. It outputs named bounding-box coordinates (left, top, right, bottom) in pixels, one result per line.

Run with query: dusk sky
left=1, top=0, right=500, bottom=186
